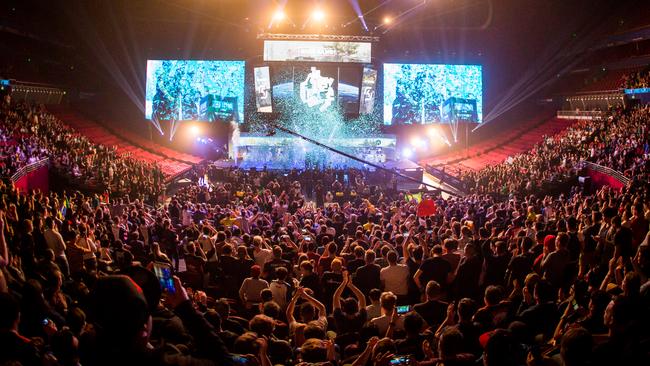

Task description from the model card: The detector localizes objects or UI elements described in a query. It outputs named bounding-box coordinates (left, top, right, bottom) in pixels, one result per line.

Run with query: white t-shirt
left=370, top=314, right=404, bottom=335
left=269, top=280, right=289, bottom=309
left=380, top=264, right=410, bottom=296
left=366, top=303, right=382, bottom=321
left=254, top=248, right=273, bottom=267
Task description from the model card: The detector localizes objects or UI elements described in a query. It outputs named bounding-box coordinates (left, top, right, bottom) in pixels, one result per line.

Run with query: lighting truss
left=257, top=33, right=380, bottom=42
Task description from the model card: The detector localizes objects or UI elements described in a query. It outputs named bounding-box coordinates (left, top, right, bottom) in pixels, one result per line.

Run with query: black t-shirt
left=346, top=258, right=365, bottom=274
left=413, top=300, right=448, bottom=328
left=507, top=253, right=533, bottom=286
left=300, top=273, right=322, bottom=298
left=263, top=258, right=292, bottom=281
left=333, top=308, right=367, bottom=335
left=418, top=257, right=452, bottom=289
left=614, top=226, right=635, bottom=258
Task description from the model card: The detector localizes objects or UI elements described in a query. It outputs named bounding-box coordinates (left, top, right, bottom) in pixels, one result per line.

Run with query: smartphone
left=389, top=355, right=411, bottom=365
left=571, top=299, right=579, bottom=311
left=231, top=355, right=249, bottom=365
left=304, top=236, right=311, bottom=242
left=396, top=305, right=412, bottom=314
left=152, top=261, right=175, bottom=294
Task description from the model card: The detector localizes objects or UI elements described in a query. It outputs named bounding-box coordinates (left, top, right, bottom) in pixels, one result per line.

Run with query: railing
left=556, top=110, right=605, bottom=119
left=423, top=165, right=468, bottom=195
left=10, top=158, right=49, bottom=182
left=580, top=161, right=630, bottom=188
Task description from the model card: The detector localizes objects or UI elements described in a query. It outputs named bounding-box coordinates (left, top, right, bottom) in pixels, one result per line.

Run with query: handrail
left=557, top=110, right=605, bottom=119
left=579, top=160, right=630, bottom=186
left=10, top=158, right=49, bottom=183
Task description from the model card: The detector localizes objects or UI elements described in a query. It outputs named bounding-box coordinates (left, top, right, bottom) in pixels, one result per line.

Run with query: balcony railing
left=10, top=158, right=49, bottom=183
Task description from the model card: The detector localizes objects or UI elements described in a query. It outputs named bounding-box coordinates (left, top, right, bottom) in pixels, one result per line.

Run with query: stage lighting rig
left=312, top=8, right=325, bottom=22
left=272, top=10, right=286, bottom=22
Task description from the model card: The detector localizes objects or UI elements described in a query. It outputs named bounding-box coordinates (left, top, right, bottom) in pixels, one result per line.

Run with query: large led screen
left=272, top=65, right=360, bottom=113
left=145, top=60, right=245, bottom=122
left=264, top=40, right=371, bottom=63
left=383, top=63, right=482, bottom=125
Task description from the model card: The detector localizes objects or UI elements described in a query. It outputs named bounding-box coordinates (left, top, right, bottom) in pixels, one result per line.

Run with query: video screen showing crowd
left=145, top=60, right=245, bottom=122
left=383, top=63, right=483, bottom=125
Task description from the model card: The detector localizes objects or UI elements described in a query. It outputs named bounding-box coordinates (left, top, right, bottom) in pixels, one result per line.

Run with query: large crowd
left=0, top=92, right=649, bottom=366
left=460, top=106, right=650, bottom=197
left=621, top=69, right=650, bottom=89
left=0, top=97, right=165, bottom=201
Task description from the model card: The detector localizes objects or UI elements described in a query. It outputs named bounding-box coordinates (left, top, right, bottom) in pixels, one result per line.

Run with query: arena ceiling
left=1, top=0, right=649, bottom=111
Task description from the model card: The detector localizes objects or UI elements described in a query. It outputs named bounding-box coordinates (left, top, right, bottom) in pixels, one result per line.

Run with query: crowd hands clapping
left=0, top=103, right=648, bottom=366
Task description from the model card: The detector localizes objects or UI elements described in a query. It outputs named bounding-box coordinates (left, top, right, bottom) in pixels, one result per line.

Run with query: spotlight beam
left=343, top=0, right=393, bottom=28
left=380, top=0, right=428, bottom=33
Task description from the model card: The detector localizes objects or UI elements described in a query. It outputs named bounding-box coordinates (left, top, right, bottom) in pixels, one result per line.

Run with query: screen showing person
left=254, top=66, right=272, bottom=113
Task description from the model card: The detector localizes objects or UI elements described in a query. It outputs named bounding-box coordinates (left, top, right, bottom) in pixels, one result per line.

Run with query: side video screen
left=145, top=60, right=245, bottom=122
left=383, top=63, right=482, bottom=125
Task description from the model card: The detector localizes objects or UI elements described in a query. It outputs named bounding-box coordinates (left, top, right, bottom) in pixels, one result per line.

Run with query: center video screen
left=145, top=60, right=245, bottom=122
left=272, top=65, right=360, bottom=113
left=383, top=63, right=482, bottom=125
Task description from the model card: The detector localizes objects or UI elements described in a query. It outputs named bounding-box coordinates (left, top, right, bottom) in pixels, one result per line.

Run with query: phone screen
left=396, top=305, right=411, bottom=314
left=153, top=262, right=175, bottom=293
left=390, top=355, right=411, bottom=365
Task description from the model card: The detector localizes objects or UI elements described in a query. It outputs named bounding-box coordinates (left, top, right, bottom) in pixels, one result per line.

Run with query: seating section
left=421, top=117, right=576, bottom=175
left=579, top=67, right=641, bottom=92
left=50, top=109, right=202, bottom=179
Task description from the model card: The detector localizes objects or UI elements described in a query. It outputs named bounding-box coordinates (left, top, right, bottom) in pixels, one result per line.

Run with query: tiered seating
left=50, top=110, right=201, bottom=179
left=579, top=67, right=637, bottom=92
left=421, top=117, right=576, bottom=175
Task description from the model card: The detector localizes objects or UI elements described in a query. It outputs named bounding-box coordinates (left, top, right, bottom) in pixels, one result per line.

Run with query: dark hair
left=535, top=280, right=555, bottom=303
left=484, top=285, right=504, bottom=306
left=260, top=288, right=273, bottom=302
left=484, top=329, right=516, bottom=366
left=275, top=266, right=288, bottom=281
left=439, top=328, right=464, bottom=358
left=426, top=281, right=442, bottom=299
left=561, top=327, right=593, bottom=366
left=249, top=314, right=275, bottom=337
left=263, top=301, right=281, bottom=319
left=457, top=298, right=476, bottom=320
left=403, top=312, right=424, bottom=335
left=369, top=288, right=382, bottom=301
left=0, top=293, right=20, bottom=329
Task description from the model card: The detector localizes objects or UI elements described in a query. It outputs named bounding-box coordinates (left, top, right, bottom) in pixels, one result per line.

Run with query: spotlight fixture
left=312, top=8, right=325, bottom=22
left=383, top=16, right=392, bottom=24
left=272, top=9, right=286, bottom=22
